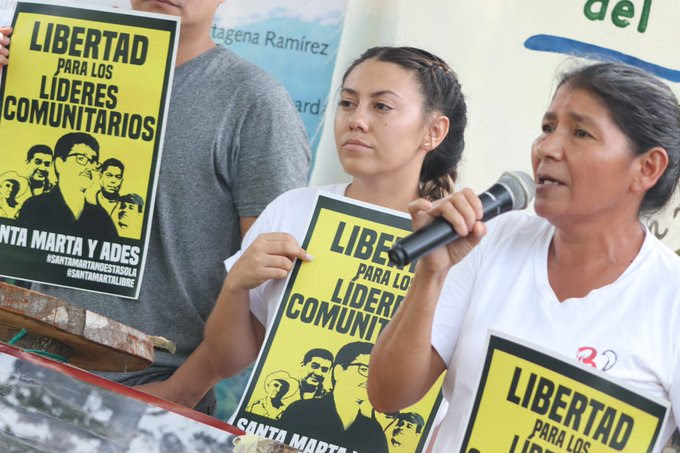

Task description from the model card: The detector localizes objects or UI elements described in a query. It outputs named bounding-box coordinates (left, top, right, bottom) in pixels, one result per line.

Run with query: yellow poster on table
left=232, top=193, right=445, bottom=453
left=0, top=0, right=178, bottom=298
left=461, top=333, right=668, bottom=453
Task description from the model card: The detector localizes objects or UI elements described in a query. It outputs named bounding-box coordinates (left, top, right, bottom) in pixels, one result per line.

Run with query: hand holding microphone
left=389, top=171, right=536, bottom=267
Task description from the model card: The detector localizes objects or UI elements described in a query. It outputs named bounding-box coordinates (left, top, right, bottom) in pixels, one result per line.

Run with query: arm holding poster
left=369, top=191, right=486, bottom=412
left=206, top=233, right=312, bottom=372
left=137, top=232, right=312, bottom=407
left=140, top=233, right=312, bottom=405
left=370, top=62, right=680, bottom=452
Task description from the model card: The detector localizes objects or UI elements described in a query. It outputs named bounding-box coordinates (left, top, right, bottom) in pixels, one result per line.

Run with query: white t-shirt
left=430, top=211, right=680, bottom=452
left=224, top=184, right=349, bottom=328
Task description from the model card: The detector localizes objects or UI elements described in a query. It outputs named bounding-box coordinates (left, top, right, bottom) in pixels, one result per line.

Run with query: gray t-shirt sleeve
left=231, top=85, right=311, bottom=218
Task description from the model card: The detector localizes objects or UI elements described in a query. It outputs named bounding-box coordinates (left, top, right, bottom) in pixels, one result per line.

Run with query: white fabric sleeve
left=224, top=199, right=277, bottom=325
left=430, top=212, right=534, bottom=367
left=430, top=247, right=480, bottom=366
left=669, top=314, right=680, bottom=432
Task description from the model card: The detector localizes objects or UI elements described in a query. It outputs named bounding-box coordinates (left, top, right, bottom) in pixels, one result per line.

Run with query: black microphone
left=388, top=171, right=536, bottom=267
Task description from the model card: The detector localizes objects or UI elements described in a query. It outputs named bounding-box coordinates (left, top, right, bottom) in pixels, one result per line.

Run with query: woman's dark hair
left=558, top=62, right=680, bottom=214
left=341, top=46, right=467, bottom=201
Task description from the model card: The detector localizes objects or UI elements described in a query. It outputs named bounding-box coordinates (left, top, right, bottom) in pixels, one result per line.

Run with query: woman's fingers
left=0, top=27, right=11, bottom=65
left=229, top=232, right=314, bottom=289
left=407, top=198, right=434, bottom=230
left=429, top=188, right=482, bottom=237
left=259, top=234, right=312, bottom=261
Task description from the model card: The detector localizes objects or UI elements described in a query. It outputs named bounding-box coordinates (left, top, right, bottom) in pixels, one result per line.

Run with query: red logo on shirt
left=576, top=347, right=617, bottom=371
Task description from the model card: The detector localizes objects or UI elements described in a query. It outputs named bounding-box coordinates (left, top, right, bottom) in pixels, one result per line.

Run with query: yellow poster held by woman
left=462, top=333, right=668, bottom=453
left=232, top=193, right=445, bottom=453
left=0, top=0, right=178, bottom=298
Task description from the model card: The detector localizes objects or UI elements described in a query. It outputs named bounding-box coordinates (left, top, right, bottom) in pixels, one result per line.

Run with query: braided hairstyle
left=558, top=62, right=680, bottom=214
left=341, top=47, right=467, bottom=201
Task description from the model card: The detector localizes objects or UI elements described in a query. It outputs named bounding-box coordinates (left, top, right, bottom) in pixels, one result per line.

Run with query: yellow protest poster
left=0, top=0, right=178, bottom=298
left=461, top=333, right=668, bottom=453
left=232, top=193, right=445, bottom=453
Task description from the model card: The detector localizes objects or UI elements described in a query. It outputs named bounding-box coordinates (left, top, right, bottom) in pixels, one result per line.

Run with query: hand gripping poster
left=461, top=333, right=668, bottom=453
left=0, top=0, right=178, bottom=298
left=231, top=193, right=444, bottom=453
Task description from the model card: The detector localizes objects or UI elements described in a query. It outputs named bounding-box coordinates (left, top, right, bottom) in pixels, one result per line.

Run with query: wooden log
left=0, top=282, right=154, bottom=371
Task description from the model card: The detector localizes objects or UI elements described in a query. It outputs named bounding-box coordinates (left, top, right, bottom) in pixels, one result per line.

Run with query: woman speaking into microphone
left=368, top=62, right=680, bottom=452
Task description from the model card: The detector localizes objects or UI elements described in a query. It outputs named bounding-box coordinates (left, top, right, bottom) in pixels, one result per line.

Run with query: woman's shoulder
left=642, top=230, right=680, bottom=273
left=252, top=184, right=349, bottom=235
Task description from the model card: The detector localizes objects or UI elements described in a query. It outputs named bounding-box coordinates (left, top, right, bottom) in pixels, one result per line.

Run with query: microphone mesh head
left=498, top=171, right=536, bottom=209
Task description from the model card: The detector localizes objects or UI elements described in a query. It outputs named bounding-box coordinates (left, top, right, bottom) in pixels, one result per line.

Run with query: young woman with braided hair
left=137, top=47, right=469, bottom=420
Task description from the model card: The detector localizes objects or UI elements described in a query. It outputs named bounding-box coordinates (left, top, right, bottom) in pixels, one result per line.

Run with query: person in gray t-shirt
left=0, top=0, right=310, bottom=415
